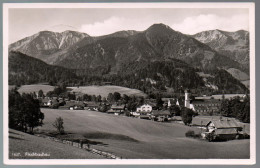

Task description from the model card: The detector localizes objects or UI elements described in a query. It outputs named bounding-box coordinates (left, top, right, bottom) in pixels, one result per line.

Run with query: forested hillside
left=9, top=51, right=79, bottom=86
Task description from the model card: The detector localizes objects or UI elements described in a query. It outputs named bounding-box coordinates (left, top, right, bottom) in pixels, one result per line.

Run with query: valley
left=7, top=22, right=251, bottom=160
left=27, top=108, right=249, bottom=159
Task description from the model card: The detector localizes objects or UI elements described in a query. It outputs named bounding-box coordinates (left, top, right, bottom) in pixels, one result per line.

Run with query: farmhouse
left=40, top=98, right=50, bottom=107
left=203, top=119, right=242, bottom=140
left=191, top=117, right=211, bottom=128
left=144, top=99, right=157, bottom=109
left=107, top=104, right=125, bottom=115
left=150, top=110, right=171, bottom=122
left=161, top=98, right=178, bottom=107
left=85, top=101, right=100, bottom=111
left=59, top=101, right=85, bottom=110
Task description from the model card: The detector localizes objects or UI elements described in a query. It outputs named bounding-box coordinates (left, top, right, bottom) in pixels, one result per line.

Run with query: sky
left=8, top=8, right=249, bottom=44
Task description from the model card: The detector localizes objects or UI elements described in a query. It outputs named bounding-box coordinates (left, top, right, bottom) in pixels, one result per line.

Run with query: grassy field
left=9, top=129, right=103, bottom=159
left=67, top=85, right=147, bottom=98
left=17, top=84, right=54, bottom=94
left=33, top=108, right=250, bottom=159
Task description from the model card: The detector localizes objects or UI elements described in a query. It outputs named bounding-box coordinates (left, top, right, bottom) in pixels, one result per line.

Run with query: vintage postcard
left=3, top=2, right=255, bottom=165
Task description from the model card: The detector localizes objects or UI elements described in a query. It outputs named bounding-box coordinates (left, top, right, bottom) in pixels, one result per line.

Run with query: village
left=35, top=87, right=250, bottom=142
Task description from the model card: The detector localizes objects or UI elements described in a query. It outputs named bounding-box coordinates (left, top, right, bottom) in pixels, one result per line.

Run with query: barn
left=202, top=119, right=242, bottom=141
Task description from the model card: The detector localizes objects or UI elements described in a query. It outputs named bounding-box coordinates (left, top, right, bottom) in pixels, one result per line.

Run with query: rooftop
left=207, top=119, right=241, bottom=128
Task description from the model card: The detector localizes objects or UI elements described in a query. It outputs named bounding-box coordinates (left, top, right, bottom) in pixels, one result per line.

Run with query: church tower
left=184, top=90, right=190, bottom=108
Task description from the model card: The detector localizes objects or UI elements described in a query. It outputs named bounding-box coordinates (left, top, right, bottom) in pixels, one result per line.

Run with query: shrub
left=185, top=130, right=195, bottom=137
left=185, top=130, right=202, bottom=139
left=50, top=103, right=59, bottom=109
left=205, top=132, right=216, bottom=142
left=52, top=117, right=65, bottom=134
left=243, top=133, right=250, bottom=139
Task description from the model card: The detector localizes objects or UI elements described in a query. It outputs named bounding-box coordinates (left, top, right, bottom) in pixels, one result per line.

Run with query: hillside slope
left=36, top=108, right=250, bottom=159
left=9, top=51, right=79, bottom=85
left=9, top=129, right=103, bottom=159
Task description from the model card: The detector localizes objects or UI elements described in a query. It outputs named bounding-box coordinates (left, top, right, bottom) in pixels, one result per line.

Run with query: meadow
left=32, top=108, right=250, bottom=159
left=17, top=84, right=54, bottom=94
left=67, top=85, right=147, bottom=98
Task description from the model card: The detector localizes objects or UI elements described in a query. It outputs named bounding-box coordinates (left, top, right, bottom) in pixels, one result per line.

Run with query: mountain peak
left=145, top=23, right=177, bottom=37
left=38, top=30, right=56, bottom=35
left=147, top=23, right=172, bottom=31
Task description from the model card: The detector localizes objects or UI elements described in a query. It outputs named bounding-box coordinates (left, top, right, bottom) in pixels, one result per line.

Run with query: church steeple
left=184, top=89, right=190, bottom=108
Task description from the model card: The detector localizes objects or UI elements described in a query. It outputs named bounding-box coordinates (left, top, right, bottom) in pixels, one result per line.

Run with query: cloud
left=80, top=16, right=151, bottom=36
left=78, top=14, right=249, bottom=36
left=171, top=14, right=249, bottom=34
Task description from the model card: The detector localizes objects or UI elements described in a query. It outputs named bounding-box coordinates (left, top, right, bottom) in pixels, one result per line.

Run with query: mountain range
left=9, top=23, right=249, bottom=94
left=193, top=29, right=249, bottom=68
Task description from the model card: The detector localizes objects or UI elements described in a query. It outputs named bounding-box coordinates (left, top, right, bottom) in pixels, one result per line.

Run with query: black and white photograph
left=3, top=2, right=255, bottom=165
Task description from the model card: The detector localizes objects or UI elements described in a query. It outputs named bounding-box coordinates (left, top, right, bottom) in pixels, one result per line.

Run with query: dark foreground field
left=9, top=129, right=103, bottom=159
left=21, top=108, right=249, bottom=159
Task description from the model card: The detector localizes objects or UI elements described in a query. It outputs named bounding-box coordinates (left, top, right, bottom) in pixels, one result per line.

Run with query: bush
left=181, top=107, right=196, bottom=125
left=205, top=132, right=216, bottom=142
left=50, top=103, right=59, bottom=109
left=52, top=117, right=65, bottom=134
left=243, top=133, right=250, bottom=139
left=185, top=130, right=195, bottom=137
left=185, top=130, right=202, bottom=139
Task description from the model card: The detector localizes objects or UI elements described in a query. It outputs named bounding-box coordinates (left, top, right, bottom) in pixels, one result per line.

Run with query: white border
left=3, top=2, right=256, bottom=165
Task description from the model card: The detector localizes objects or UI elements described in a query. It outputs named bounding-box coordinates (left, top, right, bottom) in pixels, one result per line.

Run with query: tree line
left=220, top=95, right=250, bottom=123
left=9, top=88, right=44, bottom=133
left=9, top=51, right=248, bottom=98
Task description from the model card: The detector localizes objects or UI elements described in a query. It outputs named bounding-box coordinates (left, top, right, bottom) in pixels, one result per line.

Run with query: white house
left=131, top=104, right=152, bottom=118
left=136, top=104, right=152, bottom=112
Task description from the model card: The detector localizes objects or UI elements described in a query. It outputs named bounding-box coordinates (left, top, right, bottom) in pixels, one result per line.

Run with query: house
left=40, top=98, right=59, bottom=107
left=73, top=101, right=85, bottom=110
left=161, top=98, right=178, bottom=107
left=202, top=119, right=242, bottom=141
left=150, top=110, right=171, bottom=122
left=107, top=104, right=125, bottom=115
left=136, top=104, right=152, bottom=112
left=40, top=98, right=50, bottom=107
left=60, top=101, right=85, bottom=110
left=85, top=101, right=100, bottom=111
left=132, top=104, right=152, bottom=119
left=144, top=99, right=157, bottom=109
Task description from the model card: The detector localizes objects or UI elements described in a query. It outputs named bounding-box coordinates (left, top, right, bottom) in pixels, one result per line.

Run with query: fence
left=36, top=134, right=122, bottom=159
